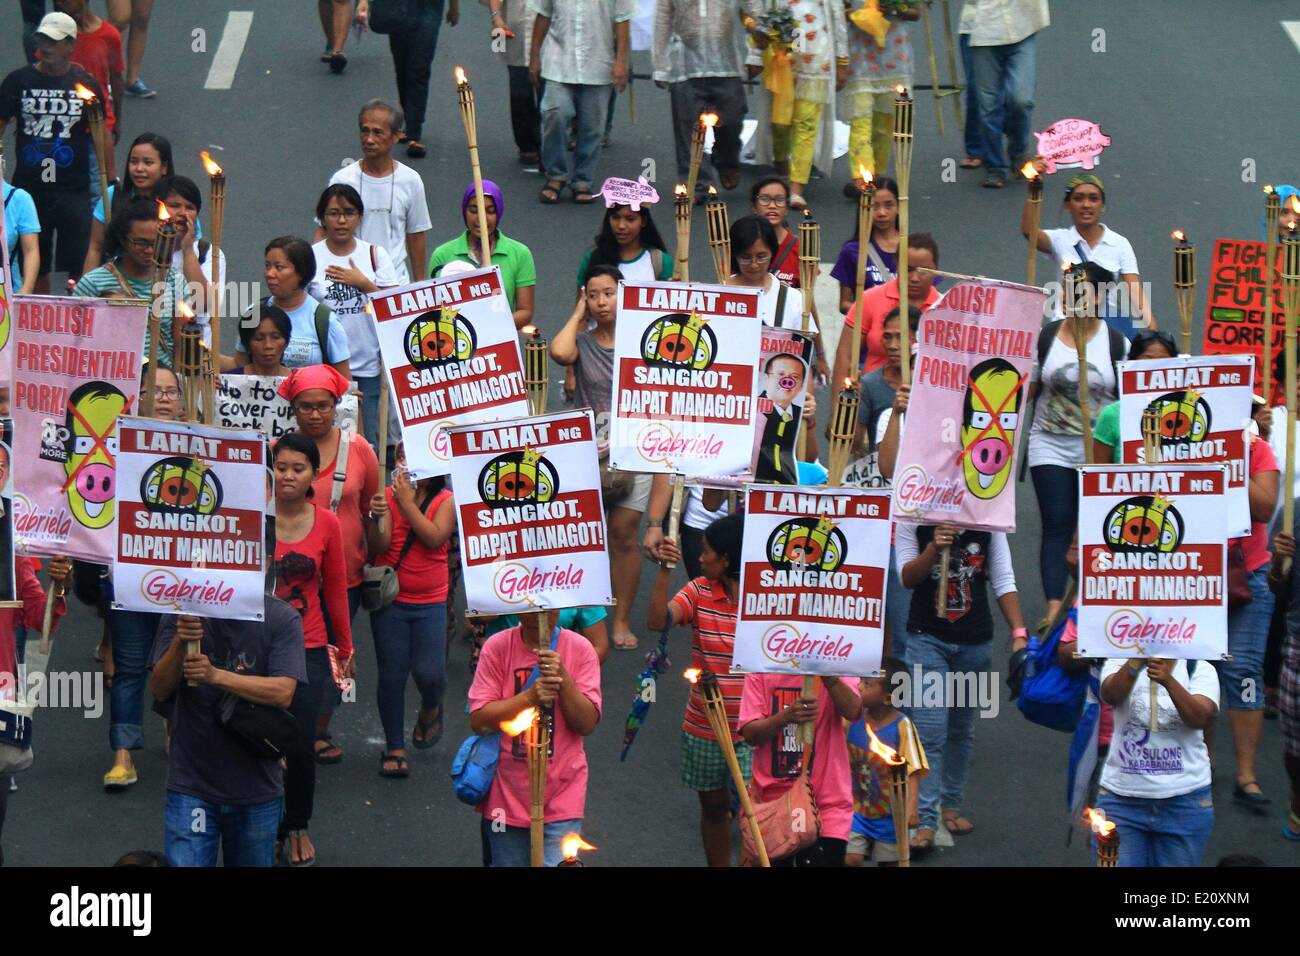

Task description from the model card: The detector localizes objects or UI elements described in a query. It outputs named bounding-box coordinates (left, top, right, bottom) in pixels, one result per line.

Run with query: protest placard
left=891, top=280, right=1046, bottom=532
left=370, top=266, right=528, bottom=478
left=1116, top=354, right=1253, bottom=536
left=216, top=374, right=357, bottom=438
left=1032, top=118, right=1111, bottom=173
left=10, top=295, right=148, bottom=562
left=111, top=417, right=267, bottom=621
left=0, top=418, right=13, bottom=602
left=593, top=176, right=659, bottom=210
left=449, top=409, right=612, bottom=615
left=733, top=485, right=892, bottom=677
left=0, top=196, right=12, bottom=390
left=608, top=280, right=762, bottom=479
left=751, top=328, right=813, bottom=485
left=1201, top=238, right=1286, bottom=393
left=1076, top=464, right=1228, bottom=661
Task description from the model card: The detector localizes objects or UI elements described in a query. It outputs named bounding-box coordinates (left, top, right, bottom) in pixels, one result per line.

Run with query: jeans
left=507, top=64, right=542, bottom=155
left=371, top=600, right=447, bottom=751
left=540, top=81, right=610, bottom=190
left=1094, top=785, right=1214, bottom=867
left=108, top=609, right=161, bottom=751
left=483, top=818, right=583, bottom=867
left=959, top=33, right=990, bottom=162
left=1218, top=568, right=1274, bottom=711
left=282, top=645, right=330, bottom=836
left=1030, top=463, right=1077, bottom=603
left=164, top=791, right=282, bottom=867
left=87, top=147, right=101, bottom=210
left=387, top=0, right=444, bottom=143
left=886, top=546, right=910, bottom=662
left=969, top=33, right=1037, bottom=173
left=670, top=76, right=746, bottom=193
left=905, top=633, right=992, bottom=830
left=356, top=374, right=381, bottom=450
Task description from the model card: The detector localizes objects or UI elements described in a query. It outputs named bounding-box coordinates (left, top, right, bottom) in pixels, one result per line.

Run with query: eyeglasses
left=293, top=400, right=337, bottom=416
left=154, top=387, right=181, bottom=400
left=737, top=252, right=772, bottom=266
left=754, top=196, right=788, bottom=208
left=125, top=237, right=154, bottom=250
left=323, top=209, right=359, bottom=220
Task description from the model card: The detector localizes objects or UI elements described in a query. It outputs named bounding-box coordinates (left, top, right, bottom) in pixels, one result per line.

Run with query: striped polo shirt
left=671, top=577, right=743, bottom=741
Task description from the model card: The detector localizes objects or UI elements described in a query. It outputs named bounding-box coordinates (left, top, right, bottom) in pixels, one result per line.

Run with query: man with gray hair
left=317, top=99, right=432, bottom=285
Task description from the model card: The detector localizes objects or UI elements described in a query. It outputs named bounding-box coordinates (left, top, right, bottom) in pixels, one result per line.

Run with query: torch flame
left=1171, top=229, right=1186, bottom=242
left=199, top=150, right=223, bottom=177
left=707, top=185, right=717, bottom=197
left=700, top=112, right=719, bottom=128
left=864, top=721, right=906, bottom=766
left=683, top=668, right=702, bottom=684
left=156, top=201, right=171, bottom=221
left=521, top=324, right=538, bottom=338
left=455, top=66, right=467, bottom=85
left=561, top=833, right=597, bottom=859
left=857, top=165, right=874, bottom=186
left=1020, top=162, right=1039, bottom=181
left=895, top=84, right=908, bottom=96
left=675, top=184, right=688, bottom=197
left=500, top=707, right=536, bottom=737
left=176, top=301, right=195, bottom=320
left=1265, top=184, right=1275, bottom=196
left=1291, top=196, right=1300, bottom=214
left=74, top=83, right=96, bottom=102
left=843, top=377, right=854, bottom=391
left=1085, top=807, right=1116, bottom=837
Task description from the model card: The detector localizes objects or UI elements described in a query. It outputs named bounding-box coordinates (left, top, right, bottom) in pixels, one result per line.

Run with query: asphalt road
left=3, top=0, right=1299, bottom=866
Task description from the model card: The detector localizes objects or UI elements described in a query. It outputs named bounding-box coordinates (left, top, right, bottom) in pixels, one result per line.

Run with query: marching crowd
left=1, top=0, right=1296, bottom=871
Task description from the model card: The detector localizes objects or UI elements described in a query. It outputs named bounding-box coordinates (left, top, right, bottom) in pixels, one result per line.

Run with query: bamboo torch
left=73, top=84, right=110, bottom=221
left=851, top=170, right=876, bottom=380
left=1281, top=223, right=1300, bottom=576
left=664, top=474, right=686, bottom=570
left=1172, top=230, right=1196, bottom=355
left=704, top=186, right=731, bottom=285
left=557, top=833, right=596, bottom=867
left=175, top=304, right=203, bottom=420
left=866, top=722, right=911, bottom=867
left=797, top=210, right=820, bottom=459
left=918, top=6, right=943, bottom=135
left=1087, top=807, right=1119, bottom=867
left=894, top=86, right=914, bottom=386
left=687, top=668, right=770, bottom=866
left=455, top=67, right=492, bottom=264
left=1264, top=187, right=1282, bottom=402
left=1024, top=163, right=1043, bottom=286
left=1065, top=264, right=1096, bottom=463
left=141, top=202, right=178, bottom=418
left=1142, top=407, right=1161, bottom=730
left=523, top=324, right=548, bottom=415
left=200, top=151, right=225, bottom=416
left=827, top=378, right=859, bottom=490
left=685, top=112, right=719, bottom=206
left=673, top=185, right=691, bottom=282
left=499, top=706, right=546, bottom=865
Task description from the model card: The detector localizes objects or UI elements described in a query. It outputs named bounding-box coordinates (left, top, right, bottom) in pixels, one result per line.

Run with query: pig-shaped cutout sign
left=1033, top=119, right=1111, bottom=174
left=593, top=175, right=660, bottom=210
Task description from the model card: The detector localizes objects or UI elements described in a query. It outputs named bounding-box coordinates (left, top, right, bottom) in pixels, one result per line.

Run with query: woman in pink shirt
left=280, top=365, right=381, bottom=764
left=467, top=610, right=601, bottom=867
left=739, top=673, right=862, bottom=866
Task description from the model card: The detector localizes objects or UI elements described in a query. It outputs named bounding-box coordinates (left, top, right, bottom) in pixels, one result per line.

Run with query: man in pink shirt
left=468, top=610, right=602, bottom=866
left=740, top=673, right=862, bottom=866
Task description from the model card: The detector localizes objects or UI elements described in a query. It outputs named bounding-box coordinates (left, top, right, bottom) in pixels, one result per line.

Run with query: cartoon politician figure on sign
left=641, top=312, right=716, bottom=371
left=960, top=358, right=1023, bottom=500
left=61, top=381, right=129, bottom=529
left=141, top=456, right=223, bottom=515
left=404, top=307, right=477, bottom=366
left=478, top=447, right=558, bottom=507
left=766, top=516, right=847, bottom=573
left=1103, top=494, right=1184, bottom=554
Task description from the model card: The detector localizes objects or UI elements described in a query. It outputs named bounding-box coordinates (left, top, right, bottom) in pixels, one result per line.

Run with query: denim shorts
left=1216, top=568, right=1274, bottom=711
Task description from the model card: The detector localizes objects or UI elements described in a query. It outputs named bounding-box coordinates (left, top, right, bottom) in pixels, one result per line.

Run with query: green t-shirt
left=1093, top=401, right=1120, bottom=462
left=484, top=605, right=608, bottom=639
left=576, top=246, right=674, bottom=287
left=427, top=230, right=536, bottom=310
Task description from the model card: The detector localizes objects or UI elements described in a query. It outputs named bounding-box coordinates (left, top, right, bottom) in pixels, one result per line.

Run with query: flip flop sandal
left=612, top=634, right=640, bottom=651
left=910, top=828, right=936, bottom=854
left=329, top=52, right=348, bottom=74
left=572, top=186, right=595, bottom=204
left=959, top=156, right=984, bottom=169
left=287, top=830, right=317, bottom=867
left=942, top=813, right=975, bottom=835
left=720, top=172, right=740, bottom=190
left=1284, top=811, right=1300, bottom=841
left=540, top=182, right=564, bottom=204
left=379, top=752, right=410, bottom=778
left=314, top=735, right=344, bottom=765
left=413, top=711, right=443, bottom=749
left=788, top=194, right=808, bottom=210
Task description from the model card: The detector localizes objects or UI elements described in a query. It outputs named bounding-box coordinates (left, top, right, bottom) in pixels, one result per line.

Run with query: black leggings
left=771, top=837, right=847, bottom=867
left=280, top=646, right=330, bottom=837
left=681, top=525, right=706, bottom=581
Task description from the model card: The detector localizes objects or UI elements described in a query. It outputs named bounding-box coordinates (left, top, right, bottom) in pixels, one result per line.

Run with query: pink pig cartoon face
left=1033, top=119, right=1112, bottom=174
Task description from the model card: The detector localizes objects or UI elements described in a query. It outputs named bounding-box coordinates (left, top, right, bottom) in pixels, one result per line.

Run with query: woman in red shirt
left=272, top=432, right=353, bottom=867
left=279, top=365, right=381, bottom=764
left=368, top=442, right=456, bottom=777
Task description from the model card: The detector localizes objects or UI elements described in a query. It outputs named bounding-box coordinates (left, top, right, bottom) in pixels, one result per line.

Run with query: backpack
left=1017, top=608, right=1088, bottom=732
left=450, top=624, right=559, bottom=805
left=1035, top=319, right=1126, bottom=383
left=313, top=303, right=333, bottom=366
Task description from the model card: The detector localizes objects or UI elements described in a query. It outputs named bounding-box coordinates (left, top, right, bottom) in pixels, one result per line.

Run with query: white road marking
left=1283, top=21, right=1300, bottom=57
left=204, top=11, right=254, bottom=90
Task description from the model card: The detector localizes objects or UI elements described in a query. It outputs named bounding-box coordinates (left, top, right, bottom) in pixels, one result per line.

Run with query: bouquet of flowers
left=755, top=7, right=799, bottom=49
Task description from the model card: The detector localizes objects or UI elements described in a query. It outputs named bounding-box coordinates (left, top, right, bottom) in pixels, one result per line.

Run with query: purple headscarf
left=461, top=180, right=505, bottom=226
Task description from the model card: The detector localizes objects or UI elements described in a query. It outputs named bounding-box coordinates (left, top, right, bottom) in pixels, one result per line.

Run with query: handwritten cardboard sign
left=593, top=175, right=660, bottom=210
left=1033, top=118, right=1111, bottom=173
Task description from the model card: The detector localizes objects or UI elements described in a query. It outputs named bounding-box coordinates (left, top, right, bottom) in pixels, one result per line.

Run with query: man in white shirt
left=316, top=100, right=432, bottom=285
left=964, top=0, right=1050, bottom=188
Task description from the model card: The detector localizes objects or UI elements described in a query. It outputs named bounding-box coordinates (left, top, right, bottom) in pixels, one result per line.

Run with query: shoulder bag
left=739, top=685, right=822, bottom=865
left=361, top=486, right=437, bottom=611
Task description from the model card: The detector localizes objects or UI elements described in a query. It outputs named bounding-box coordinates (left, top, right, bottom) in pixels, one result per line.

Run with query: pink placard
left=593, top=175, right=660, bottom=210
left=1033, top=118, right=1111, bottom=174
